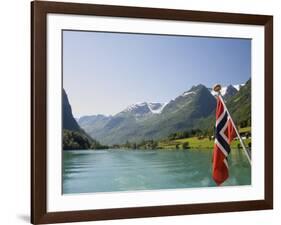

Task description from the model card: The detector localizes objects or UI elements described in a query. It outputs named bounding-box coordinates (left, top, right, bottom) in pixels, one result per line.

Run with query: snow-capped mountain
left=122, top=102, right=167, bottom=116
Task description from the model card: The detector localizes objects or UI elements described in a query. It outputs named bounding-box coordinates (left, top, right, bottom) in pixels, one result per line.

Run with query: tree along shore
left=110, top=127, right=251, bottom=150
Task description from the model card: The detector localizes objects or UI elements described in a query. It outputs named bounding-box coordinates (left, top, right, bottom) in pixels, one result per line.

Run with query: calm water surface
left=63, top=149, right=251, bottom=194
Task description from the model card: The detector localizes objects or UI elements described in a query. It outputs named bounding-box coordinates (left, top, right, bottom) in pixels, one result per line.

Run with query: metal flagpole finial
left=213, top=84, right=222, bottom=93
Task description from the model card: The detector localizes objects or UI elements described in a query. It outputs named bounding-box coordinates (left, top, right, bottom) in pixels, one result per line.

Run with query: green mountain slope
left=195, top=79, right=251, bottom=132
left=227, top=79, right=251, bottom=127
left=62, top=89, right=106, bottom=150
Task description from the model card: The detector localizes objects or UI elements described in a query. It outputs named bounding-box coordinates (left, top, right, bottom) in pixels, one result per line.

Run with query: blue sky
left=63, top=30, right=251, bottom=117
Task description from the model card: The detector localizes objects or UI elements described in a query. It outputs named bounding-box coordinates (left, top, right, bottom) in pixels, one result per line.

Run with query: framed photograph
left=31, top=1, right=273, bottom=224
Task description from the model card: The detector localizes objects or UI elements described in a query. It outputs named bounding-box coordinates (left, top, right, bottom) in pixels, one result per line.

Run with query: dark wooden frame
left=31, top=1, right=273, bottom=224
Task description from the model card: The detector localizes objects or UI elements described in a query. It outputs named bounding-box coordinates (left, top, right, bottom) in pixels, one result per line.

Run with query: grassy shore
left=158, top=127, right=251, bottom=150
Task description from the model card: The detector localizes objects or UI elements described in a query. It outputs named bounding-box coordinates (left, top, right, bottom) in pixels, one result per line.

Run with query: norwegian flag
left=212, top=95, right=237, bottom=185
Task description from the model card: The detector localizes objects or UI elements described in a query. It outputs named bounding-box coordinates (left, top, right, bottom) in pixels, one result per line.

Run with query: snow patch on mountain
left=233, top=84, right=245, bottom=91
left=124, top=102, right=147, bottom=112
left=148, top=102, right=168, bottom=114
left=181, top=91, right=196, bottom=97
left=124, top=102, right=167, bottom=114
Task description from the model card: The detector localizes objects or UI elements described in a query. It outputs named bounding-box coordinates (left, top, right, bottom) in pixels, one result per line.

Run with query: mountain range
left=76, top=81, right=250, bottom=145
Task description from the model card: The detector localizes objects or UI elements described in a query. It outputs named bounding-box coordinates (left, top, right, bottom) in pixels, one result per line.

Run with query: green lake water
left=63, top=149, right=251, bottom=194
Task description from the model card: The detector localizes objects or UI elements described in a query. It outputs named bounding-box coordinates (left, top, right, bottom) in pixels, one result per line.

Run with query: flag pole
left=213, top=84, right=251, bottom=165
